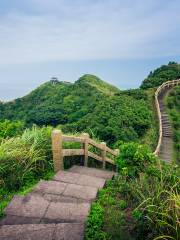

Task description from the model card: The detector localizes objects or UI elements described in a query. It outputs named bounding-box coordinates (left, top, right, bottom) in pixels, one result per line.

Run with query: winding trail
left=158, top=87, right=173, bottom=162
left=154, top=79, right=180, bottom=162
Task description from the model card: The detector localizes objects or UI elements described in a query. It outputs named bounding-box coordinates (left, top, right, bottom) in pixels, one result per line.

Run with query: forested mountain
left=0, top=74, right=154, bottom=146
left=141, top=62, right=180, bottom=89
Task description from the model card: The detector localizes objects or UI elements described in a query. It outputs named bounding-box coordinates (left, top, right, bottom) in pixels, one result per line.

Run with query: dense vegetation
left=85, top=143, right=180, bottom=240
left=141, top=62, right=180, bottom=89
left=0, top=119, right=24, bottom=139
left=166, top=86, right=180, bottom=164
left=0, top=74, right=157, bottom=148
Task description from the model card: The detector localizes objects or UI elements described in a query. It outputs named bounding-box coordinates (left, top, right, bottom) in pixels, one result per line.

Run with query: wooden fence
left=154, top=79, right=180, bottom=156
left=52, top=130, right=119, bottom=172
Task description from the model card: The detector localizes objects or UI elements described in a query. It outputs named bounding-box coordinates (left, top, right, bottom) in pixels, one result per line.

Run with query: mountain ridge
left=0, top=74, right=153, bottom=146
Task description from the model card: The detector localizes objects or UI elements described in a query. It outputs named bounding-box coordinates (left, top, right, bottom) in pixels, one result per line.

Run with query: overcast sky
left=0, top=0, right=180, bottom=101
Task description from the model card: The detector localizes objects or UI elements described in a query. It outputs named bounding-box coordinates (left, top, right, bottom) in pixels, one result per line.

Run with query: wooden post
left=52, top=129, right=63, bottom=172
left=81, top=133, right=89, bottom=166
left=101, top=142, right=106, bottom=169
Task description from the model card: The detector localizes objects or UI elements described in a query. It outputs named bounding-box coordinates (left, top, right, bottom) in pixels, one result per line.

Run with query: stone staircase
left=158, top=88, right=173, bottom=163
left=0, top=166, right=115, bottom=240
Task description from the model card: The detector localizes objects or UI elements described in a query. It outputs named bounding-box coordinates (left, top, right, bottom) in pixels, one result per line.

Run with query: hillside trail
left=158, top=86, right=173, bottom=163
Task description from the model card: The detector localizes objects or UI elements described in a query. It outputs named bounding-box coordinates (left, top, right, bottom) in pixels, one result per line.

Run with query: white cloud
left=0, top=0, right=180, bottom=64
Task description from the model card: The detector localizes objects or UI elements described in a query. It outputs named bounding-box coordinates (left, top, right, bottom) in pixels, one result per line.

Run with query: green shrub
left=119, top=200, right=127, bottom=210
left=85, top=202, right=108, bottom=240
left=116, top=142, right=156, bottom=177
left=0, top=119, right=24, bottom=139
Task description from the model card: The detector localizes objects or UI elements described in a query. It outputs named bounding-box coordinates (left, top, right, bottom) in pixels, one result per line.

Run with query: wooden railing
left=52, top=130, right=119, bottom=172
left=154, top=79, right=180, bottom=156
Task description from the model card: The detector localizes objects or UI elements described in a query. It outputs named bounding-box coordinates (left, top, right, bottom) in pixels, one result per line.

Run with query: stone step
left=43, top=201, right=90, bottom=223
left=162, top=124, right=171, bottom=126
left=162, top=129, right=172, bottom=132
left=69, top=165, right=115, bottom=179
left=0, top=223, right=84, bottom=240
left=53, top=170, right=106, bottom=189
left=5, top=195, right=49, bottom=220
left=159, top=150, right=173, bottom=156
left=159, top=156, right=172, bottom=163
left=161, top=118, right=170, bottom=121
left=160, top=147, right=173, bottom=151
left=162, top=121, right=170, bottom=124
left=33, top=180, right=98, bottom=201
left=162, top=121, right=171, bottom=124
left=4, top=194, right=90, bottom=224
left=163, top=134, right=172, bottom=137
left=162, top=131, right=172, bottom=134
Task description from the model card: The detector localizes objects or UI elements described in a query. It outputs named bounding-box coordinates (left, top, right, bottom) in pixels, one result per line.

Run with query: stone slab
left=44, top=202, right=90, bottom=222
left=0, top=215, right=41, bottom=226
left=69, top=165, right=115, bottom=179
left=54, top=170, right=106, bottom=189
left=53, top=171, right=80, bottom=184
left=0, top=224, right=55, bottom=240
left=55, top=223, right=84, bottom=240
left=43, top=194, right=86, bottom=203
left=33, top=180, right=67, bottom=195
left=5, top=194, right=49, bottom=219
left=77, top=174, right=106, bottom=188
left=63, top=183, right=98, bottom=200
left=0, top=223, right=84, bottom=240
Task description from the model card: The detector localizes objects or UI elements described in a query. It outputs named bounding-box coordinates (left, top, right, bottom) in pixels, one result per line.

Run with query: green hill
left=0, top=74, right=155, bottom=146
left=140, top=62, right=180, bottom=89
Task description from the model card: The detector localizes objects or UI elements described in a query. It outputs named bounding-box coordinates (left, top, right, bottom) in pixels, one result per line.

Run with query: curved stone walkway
left=158, top=87, right=173, bottom=163
left=0, top=166, right=115, bottom=240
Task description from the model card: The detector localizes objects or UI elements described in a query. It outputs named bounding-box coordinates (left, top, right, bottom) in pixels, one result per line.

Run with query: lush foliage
left=166, top=86, right=180, bottom=164
left=0, top=126, right=53, bottom=192
left=85, top=143, right=180, bottom=240
left=0, top=119, right=24, bottom=139
left=141, top=62, right=180, bottom=89
left=0, top=75, right=155, bottom=148
left=116, top=142, right=156, bottom=178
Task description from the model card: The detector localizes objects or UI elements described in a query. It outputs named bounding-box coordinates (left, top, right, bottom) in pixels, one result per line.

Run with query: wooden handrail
left=52, top=130, right=119, bottom=172
left=154, top=79, right=180, bottom=156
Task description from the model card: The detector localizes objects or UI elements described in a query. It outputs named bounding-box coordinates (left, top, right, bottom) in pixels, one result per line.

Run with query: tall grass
left=85, top=143, right=180, bottom=240
left=0, top=126, right=53, bottom=192
left=131, top=162, right=180, bottom=239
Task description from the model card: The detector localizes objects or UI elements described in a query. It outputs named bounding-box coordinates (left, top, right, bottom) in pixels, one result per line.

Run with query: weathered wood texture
left=52, top=131, right=119, bottom=172
left=154, top=79, right=180, bottom=156
left=52, top=130, right=63, bottom=172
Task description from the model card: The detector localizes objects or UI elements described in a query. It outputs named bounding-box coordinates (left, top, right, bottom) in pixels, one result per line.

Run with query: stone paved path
left=0, top=166, right=115, bottom=240
left=158, top=87, right=173, bottom=163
